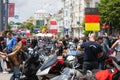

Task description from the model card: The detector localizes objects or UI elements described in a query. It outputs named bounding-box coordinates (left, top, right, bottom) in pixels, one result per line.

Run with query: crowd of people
left=0, top=31, right=120, bottom=79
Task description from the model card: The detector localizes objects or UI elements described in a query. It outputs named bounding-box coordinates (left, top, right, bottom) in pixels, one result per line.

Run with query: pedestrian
left=62, top=35, right=70, bottom=49
left=3, top=32, right=17, bottom=53
left=78, top=33, right=103, bottom=74
left=2, top=39, right=27, bottom=80
left=56, top=40, right=64, bottom=56
left=96, top=36, right=109, bottom=69
left=2, top=32, right=17, bottom=73
left=0, top=31, right=6, bottom=72
left=30, top=36, right=38, bottom=48
left=0, top=31, right=6, bottom=51
left=111, top=35, right=120, bottom=55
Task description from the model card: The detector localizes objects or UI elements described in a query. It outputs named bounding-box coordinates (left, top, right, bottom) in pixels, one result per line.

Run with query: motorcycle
left=64, top=42, right=83, bottom=69
left=83, top=55, right=120, bottom=80
left=36, top=55, right=66, bottom=80
left=20, top=46, right=43, bottom=80
left=50, top=47, right=84, bottom=80
left=50, top=67, right=84, bottom=80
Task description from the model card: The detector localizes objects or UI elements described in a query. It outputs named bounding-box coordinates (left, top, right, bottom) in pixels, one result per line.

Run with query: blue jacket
left=6, top=37, right=17, bottom=51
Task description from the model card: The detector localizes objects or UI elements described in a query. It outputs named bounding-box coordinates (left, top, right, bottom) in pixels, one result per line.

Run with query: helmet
left=21, top=39, right=27, bottom=45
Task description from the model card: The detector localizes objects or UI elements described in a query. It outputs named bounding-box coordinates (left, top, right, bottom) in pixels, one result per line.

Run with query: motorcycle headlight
left=66, top=56, right=76, bottom=68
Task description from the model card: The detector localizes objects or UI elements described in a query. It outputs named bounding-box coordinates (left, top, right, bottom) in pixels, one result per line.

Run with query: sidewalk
left=0, top=58, right=12, bottom=80
left=0, top=72, right=12, bottom=80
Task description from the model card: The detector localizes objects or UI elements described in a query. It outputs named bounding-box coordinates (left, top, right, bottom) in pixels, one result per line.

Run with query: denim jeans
left=0, top=58, right=4, bottom=72
left=0, top=62, right=2, bottom=71
left=10, top=66, right=20, bottom=80
left=83, top=61, right=99, bottom=74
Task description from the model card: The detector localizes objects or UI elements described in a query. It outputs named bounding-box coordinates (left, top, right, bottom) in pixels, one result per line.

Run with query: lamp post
left=5, top=0, right=8, bottom=30
left=0, top=0, right=3, bottom=32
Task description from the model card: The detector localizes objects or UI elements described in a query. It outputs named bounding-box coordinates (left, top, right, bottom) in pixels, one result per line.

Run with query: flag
left=85, top=8, right=100, bottom=31
left=8, top=3, right=15, bottom=17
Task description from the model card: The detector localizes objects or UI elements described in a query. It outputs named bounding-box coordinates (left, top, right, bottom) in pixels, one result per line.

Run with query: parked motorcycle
left=20, top=46, right=43, bottom=80
left=36, top=55, right=66, bottom=80
left=64, top=42, right=83, bottom=69
left=83, top=55, right=120, bottom=80
left=50, top=67, right=84, bottom=80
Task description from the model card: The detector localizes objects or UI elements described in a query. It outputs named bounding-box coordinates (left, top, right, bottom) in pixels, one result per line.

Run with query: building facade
left=62, top=0, right=100, bottom=37
left=34, top=9, right=50, bottom=26
left=63, top=0, right=72, bottom=36
left=55, top=9, right=64, bottom=37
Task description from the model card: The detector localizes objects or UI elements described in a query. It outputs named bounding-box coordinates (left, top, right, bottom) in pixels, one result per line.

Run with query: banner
left=8, top=3, right=15, bottom=17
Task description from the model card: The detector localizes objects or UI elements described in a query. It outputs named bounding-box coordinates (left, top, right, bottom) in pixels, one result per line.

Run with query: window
left=86, top=2, right=90, bottom=8
left=95, top=2, right=99, bottom=7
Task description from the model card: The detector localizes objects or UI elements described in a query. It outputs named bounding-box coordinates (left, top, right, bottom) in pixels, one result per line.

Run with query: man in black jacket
left=78, top=33, right=103, bottom=74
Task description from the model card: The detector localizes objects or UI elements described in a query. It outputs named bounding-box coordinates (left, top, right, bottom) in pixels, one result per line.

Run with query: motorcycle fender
left=36, top=67, right=51, bottom=76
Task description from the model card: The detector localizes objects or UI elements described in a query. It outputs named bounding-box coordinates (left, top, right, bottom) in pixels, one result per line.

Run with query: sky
left=9, top=0, right=63, bottom=23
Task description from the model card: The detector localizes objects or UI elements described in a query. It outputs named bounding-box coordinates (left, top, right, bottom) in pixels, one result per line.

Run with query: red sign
left=50, top=20, right=57, bottom=25
left=50, top=20, right=58, bottom=34
left=85, top=15, right=100, bottom=23
left=50, top=29, right=57, bottom=34
left=8, top=3, right=15, bottom=17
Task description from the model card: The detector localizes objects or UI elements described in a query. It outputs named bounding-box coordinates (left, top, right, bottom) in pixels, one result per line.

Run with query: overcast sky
left=9, top=0, right=63, bottom=23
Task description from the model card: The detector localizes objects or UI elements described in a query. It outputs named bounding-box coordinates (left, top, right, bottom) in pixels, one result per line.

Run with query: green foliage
left=98, top=0, right=120, bottom=28
left=5, top=29, right=13, bottom=33
left=25, top=22, right=34, bottom=29
left=15, top=22, right=22, bottom=25
left=8, top=24, right=11, bottom=30
left=20, top=24, right=26, bottom=28
left=30, top=25, right=35, bottom=33
left=18, top=22, right=47, bottom=33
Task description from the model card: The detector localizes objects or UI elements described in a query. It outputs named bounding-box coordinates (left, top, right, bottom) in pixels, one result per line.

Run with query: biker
left=78, top=33, right=103, bottom=74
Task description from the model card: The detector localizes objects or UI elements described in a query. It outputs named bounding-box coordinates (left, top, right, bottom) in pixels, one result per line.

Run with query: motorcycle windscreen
left=40, top=55, right=57, bottom=71
left=67, top=50, right=77, bottom=56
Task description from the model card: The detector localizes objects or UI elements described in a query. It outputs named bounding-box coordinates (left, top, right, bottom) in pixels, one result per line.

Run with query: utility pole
left=0, top=0, right=3, bottom=32
left=5, top=0, right=8, bottom=30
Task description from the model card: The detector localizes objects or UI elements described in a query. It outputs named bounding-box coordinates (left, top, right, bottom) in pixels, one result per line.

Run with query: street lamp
left=0, top=0, right=3, bottom=32
left=5, top=0, right=9, bottom=30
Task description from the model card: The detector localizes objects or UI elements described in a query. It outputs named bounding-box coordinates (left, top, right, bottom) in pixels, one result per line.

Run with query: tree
left=15, top=22, right=22, bottom=25
left=98, top=0, right=120, bottom=29
left=25, top=22, right=34, bottom=29
left=8, top=24, right=11, bottom=30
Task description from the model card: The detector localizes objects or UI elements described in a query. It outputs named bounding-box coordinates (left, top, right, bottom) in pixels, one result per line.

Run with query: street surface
left=0, top=72, right=12, bottom=80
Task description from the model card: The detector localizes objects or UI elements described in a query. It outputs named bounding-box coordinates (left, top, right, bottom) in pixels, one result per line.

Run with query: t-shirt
left=0, top=36, right=5, bottom=51
left=81, top=41, right=103, bottom=62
